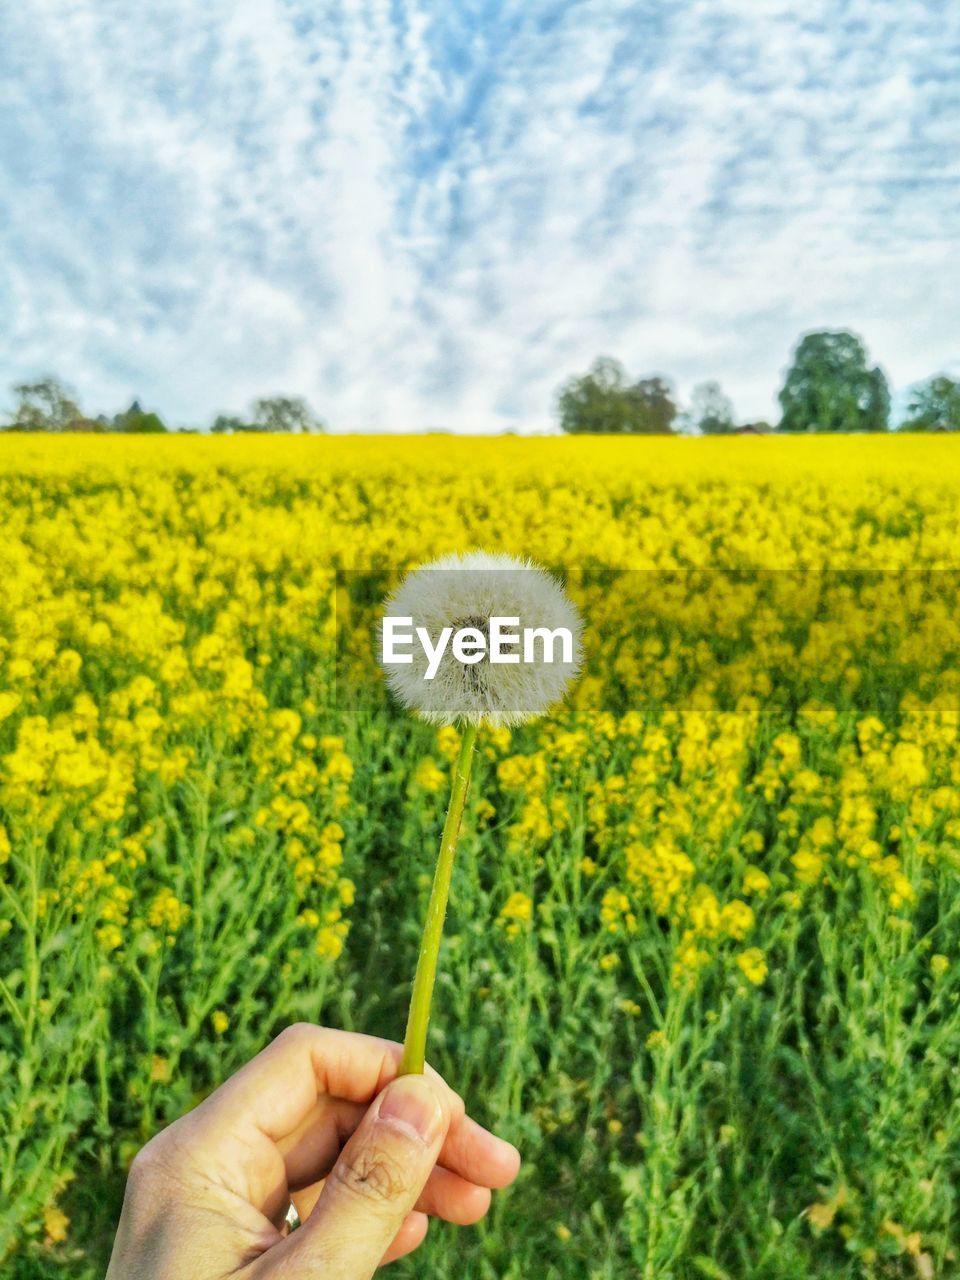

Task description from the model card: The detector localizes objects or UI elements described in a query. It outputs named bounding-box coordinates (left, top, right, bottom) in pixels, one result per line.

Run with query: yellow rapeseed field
left=2, top=434, right=960, bottom=1279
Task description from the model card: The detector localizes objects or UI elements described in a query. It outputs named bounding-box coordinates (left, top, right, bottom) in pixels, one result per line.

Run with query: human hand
left=106, top=1023, right=521, bottom=1279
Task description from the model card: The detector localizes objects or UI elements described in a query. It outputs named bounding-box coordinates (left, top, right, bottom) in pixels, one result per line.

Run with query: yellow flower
left=792, top=849, right=826, bottom=886
left=496, top=890, right=533, bottom=939
left=0, top=691, right=21, bottom=722
left=338, top=878, right=356, bottom=906
left=316, top=923, right=347, bottom=959
left=806, top=1201, right=838, bottom=1231
left=436, top=725, right=461, bottom=762
left=742, top=867, right=770, bottom=897
left=736, top=947, right=768, bottom=985
left=147, top=888, right=189, bottom=934
left=96, top=924, right=123, bottom=952
left=600, top=887, right=637, bottom=934
left=412, top=757, right=446, bottom=793
left=211, top=1010, right=230, bottom=1035
left=150, top=1055, right=171, bottom=1081
left=931, top=954, right=950, bottom=978
left=43, top=1205, right=70, bottom=1244
left=719, top=899, right=755, bottom=940
left=498, top=890, right=533, bottom=926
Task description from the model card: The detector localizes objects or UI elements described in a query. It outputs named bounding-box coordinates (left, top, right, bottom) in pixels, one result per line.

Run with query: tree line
left=0, top=380, right=324, bottom=434
left=557, top=330, right=959, bottom=435
left=3, top=329, right=958, bottom=435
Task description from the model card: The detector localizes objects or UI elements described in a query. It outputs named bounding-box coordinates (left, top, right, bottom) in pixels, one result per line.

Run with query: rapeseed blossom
left=1, top=434, right=959, bottom=1272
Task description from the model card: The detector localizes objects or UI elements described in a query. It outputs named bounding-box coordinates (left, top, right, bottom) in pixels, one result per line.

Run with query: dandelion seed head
left=380, top=551, right=582, bottom=726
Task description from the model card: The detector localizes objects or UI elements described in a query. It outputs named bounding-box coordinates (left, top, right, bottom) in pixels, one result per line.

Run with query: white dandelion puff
left=380, top=551, right=582, bottom=726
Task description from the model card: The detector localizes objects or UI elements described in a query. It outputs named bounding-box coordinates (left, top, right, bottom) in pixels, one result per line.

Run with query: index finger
left=188, top=1023, right=451, bottom=1144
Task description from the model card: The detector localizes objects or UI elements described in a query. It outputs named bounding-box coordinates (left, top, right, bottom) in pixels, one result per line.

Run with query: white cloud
left=1, top=0, right=958, bottom=429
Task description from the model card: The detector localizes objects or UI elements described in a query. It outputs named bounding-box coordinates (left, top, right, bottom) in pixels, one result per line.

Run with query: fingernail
left=378, top=1076, right=444, bottom=1144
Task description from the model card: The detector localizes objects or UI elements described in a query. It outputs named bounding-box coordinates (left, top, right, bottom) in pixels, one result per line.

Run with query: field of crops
left=2, top=434, right=960, bottom=1279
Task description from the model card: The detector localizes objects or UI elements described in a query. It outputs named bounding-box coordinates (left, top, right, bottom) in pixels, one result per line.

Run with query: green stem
left=400, top=721, right=478, bottom=1075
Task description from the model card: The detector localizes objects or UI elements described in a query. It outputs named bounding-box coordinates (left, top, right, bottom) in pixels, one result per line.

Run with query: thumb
left=280, top=1074, right=450, bottom=1278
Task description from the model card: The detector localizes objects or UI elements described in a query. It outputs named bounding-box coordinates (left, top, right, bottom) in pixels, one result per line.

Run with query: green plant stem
left=400, top=720, right=478, bottom=1075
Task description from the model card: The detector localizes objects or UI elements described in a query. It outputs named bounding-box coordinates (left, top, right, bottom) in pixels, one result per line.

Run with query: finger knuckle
left=276, top=1021, right=315, bottom=1049
left=331, top=1146, right=409, bottom=1206
left=126, top=1136, right=168, bottom=1190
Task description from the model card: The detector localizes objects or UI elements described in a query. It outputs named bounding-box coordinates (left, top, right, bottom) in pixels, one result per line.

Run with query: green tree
left=123, top=411, right=167, bottom=433
left=64, top=416, right=105, bottom=432
left=867, top=367, right=891, bottom=432
left=557, top=358, right=632, bottom=434
left=778, top=330, right=889, bottom=432
left=689, top=380, right=736, bottom=434
left=210, top=414, right=251, bottom=434
left=557, top=358, right=676, bottom=434
left=250, top=395, right=323, bottom=433
left=626, top=376, right=677, bottom=435
left=6, top=376, right=83, bottom=431
left=113, top=400, right=168, bottom=433
left=900, top=375, right=960, bottom=431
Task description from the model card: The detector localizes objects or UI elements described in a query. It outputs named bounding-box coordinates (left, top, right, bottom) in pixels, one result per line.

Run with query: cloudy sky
left=2, top=0, right=959, bottom=431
